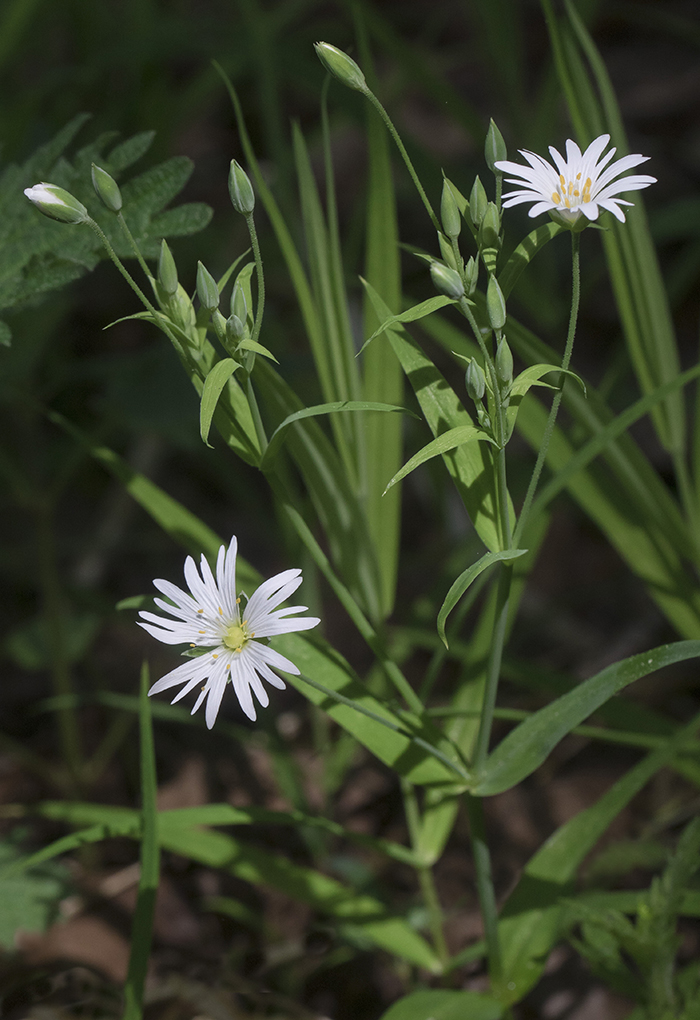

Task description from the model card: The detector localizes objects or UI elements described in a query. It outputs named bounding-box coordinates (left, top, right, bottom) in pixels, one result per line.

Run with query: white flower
left=494, top=133, right=656, bottom=226
left=138, top=537, right=320, bottom=728
left=23, top=182, right=89, bottom=224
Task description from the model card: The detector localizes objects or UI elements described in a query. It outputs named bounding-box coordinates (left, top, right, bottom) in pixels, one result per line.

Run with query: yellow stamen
left=197, top=609, right=204, bottom=614
left=218, top=607, right=223, bottom=615
left=551, top=191, right=560, bottom=203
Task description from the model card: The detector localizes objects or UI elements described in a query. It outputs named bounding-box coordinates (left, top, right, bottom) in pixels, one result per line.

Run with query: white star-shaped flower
left=494, top=133, right=656, bottom=226
left=138, top=537, right=320, bottom=728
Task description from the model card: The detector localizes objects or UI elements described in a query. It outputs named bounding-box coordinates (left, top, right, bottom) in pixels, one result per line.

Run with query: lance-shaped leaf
left=498, top=222, right=565, bottom=299
left=199, top=358, right=241, bottom=446
left=384, top=425, right=497, bottom=493
left=358, top=293, right=457, bottom=354
left=474, top=640, right=700, bottom=795
left=437, top=548, right=528, bottom=647
left=504, top=364, right=585, bottom=442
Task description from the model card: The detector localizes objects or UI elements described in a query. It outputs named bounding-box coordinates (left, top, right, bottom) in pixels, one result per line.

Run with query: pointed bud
left=158, top=239, right=178, bottom=296
left=91, top=163, right=122, bottom=213
left=226, top=313, right=246, bottom=343
left=469, top=176, right=488, bottom=229
left=228, top=160, right=255, bottom=216
left=438, top=232, right=458, bottom=271
left=441, top=179, right=462, bottom=239
left=231, top=280, right=248, bottom=324
left=196, top=261, right=219, bottom=311
left=23, top=182, right=89, bottom=224
left=485, top=119, right=507, bottom=172
left=478, top=202, right=501, bottom=250
left=464, top=256, right=479, bottom=296
left=314, top=42, right=367, bottom=93
left=496, top=337, right=513, bottom=383
left=466, top=360, right=486, bottom=403
left=430, top=262, right=464, bottom=300
left=486, top=275, right=506, bottom=330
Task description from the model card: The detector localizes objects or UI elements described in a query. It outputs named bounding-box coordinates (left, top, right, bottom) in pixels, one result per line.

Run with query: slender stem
left=245, top=212, right=266, bottom=347
left=116, top=212, right=153, bottom=282
left=403, top=781, right=450, bottom=968
left=245, top=374, right=268, bottom=456
left=514, top=230, right=581, bottom=547
left=466, top=795, right=502, bottom=987
left=363, top=88, right=441, bottom=233
left=86, top=218, right=160, bottom=320
left=473, top=563, right=512, bottom=770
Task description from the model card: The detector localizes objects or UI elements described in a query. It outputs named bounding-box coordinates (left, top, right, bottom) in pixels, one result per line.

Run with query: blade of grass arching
left=292, top=123, right=361, bottom=482
left=544, top=0, right=687, bottom=470
left=497, top=713, right=700, bottom=1004
left=471, top=0, right=527, bottom=134
left=122, top=663, right=159, bottom=1020
left=356, top=16, right=404, bottom=619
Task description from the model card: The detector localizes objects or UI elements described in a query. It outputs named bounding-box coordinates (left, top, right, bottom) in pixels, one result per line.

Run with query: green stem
left=116, top=211, right=153, bottom=282
left=245, top=211, right=266, bottom=347
left=403, top=781, right=450, bottom=968
left=466, top=795, right=502, bottom=987
left=363, top=88, right=441, bottom=233
left=86, top=218, right=160, bottom=321
left=514, top=230, right=581, bottom=547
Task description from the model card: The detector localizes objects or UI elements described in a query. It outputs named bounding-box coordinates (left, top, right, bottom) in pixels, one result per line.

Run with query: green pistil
left=223, top=622, right=249, bottom=651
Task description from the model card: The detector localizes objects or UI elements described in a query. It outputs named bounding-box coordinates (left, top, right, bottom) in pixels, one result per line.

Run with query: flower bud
left=438, top=232, right=458, bottom=271
left=228, top=160, right=255, bottom=216
left=91, top=163, right=122, bottom=213
left=314, top=42, right=367, bottom=93
left=485, top=118, right=507, bottom=173
left=230, top=280, right=248, bottom=323
left=466, top=360, right=486, bottom=403
left=441, top=179, right=462, bottom=239
left=158, top=239, right=178, bottom=296
left=469, top=176, right=488, bottom=229
left=486, top=275, right=507, bottom=331
left=496, top=337, right=513, bottom=383
left=464, top=256, right=479, bottom=296
left=23, top=182, right=89, bottom=224
left=430, top=262, right=464, bottom=301
left=478, top=202, right=501, bottom=250
left=226, top=313, right=246, bottom=343
left=196, top=261, right=220, bottom=311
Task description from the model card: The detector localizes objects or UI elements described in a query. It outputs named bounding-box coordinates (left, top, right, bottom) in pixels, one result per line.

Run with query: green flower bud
left=485, top=118, right=507, bottom=173
left=158, top=239, right=178, bottom=296
left=469, top=176, right=488, bottom=229
left=441, top=179, right=462, bottom=239
left=464, top=256, right=479, bottom=296
left=230, top=280, right=248, bottom=324
left=226, top=313, right=246, bottom=343
left=314, top=42, right=367, bottom=93
left=196, top=261, right=220, bottom=311
left=430, top=262, right=464, bottom=300
left=91, top=163, right=122, bottom=213
left=228, top=160, right=255, bottom=216
left=23, top=182, right=89, bottom=224
left=478, top=202, right=501, bottom=250
left=438, top=232, right=458, bottom=271
left=486, top=275, right=507, bottom=330
left=496, top=337, right=513, bottom=383
left=466, top=359, right=486, bottom=403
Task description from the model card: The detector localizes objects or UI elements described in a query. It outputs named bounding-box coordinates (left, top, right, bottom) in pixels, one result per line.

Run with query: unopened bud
left=314, top=42, right=367, bottom=93
left=479, top=202, right=501, bottom=250
left=228, top=160, right=255, bottom=216
left=469, top=176, right=488, bottom=229
left=226, top=313, right=246, bottom=342
left=486, top=275, right=507, bottom=330
left=466, top=360, right=486, bottom=403
left=441, top=179, right=462, bottom=239
left=438, top=232, right=458, bottom=271
left=464, top=256, right=479, bottom=296
left=158, top=239, right=178, bottom=296
left=485, top=119, right=507, bottom=172
left=196, top=262, right=219, bottom=311
left=231, top=280, right=248, bottom=324
left=23, top=182, right=89, bottom=224
left=91, top=164, right=122, bottom=213
left=430, top=262, right=464, bottom=300
left=496, top=337, right=513, bottom=383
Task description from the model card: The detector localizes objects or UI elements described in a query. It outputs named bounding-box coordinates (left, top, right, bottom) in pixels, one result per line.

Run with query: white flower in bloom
left=139, top=537, right=320, bottom=728
left=494, top=134, right=655, bottom=225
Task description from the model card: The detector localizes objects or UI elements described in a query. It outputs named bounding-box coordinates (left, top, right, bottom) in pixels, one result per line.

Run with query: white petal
left=137, top=619, right=195, bottom=644
left=246, top=640, right=300, bottom=676
left=229, top=656, right=257, bottom=720
left=148, top=655, right=211, bottom=695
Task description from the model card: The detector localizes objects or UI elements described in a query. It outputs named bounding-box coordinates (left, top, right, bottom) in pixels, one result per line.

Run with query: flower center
left=551, top=172, right=592, bottom=209
left=223, top=621, right=251, bottom=652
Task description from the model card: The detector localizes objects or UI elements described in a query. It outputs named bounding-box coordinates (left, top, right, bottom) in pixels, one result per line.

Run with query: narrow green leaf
left=385, top=426, right=497, bottom=493
left=237, top=339, right=277, bottom=361
left=498, top=222, right=565, bottom=299
left=505, top=363, right=585, bottom=441
left=359, top=294, right=456, bottom=354
left=262, top=400, right=414, bottom=467
left=437, top=549, right=528, bottom=648
left=475, top=641, right=700, bottom=796
left=199, top=358, right=240, bottom=447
